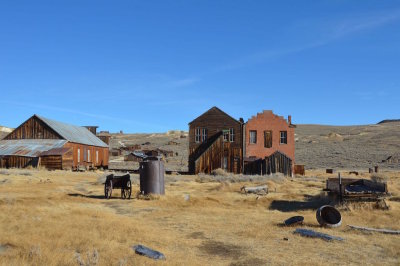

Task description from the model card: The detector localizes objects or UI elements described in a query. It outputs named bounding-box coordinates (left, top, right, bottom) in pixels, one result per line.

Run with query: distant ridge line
left=377, top=119, right=400, bottom=124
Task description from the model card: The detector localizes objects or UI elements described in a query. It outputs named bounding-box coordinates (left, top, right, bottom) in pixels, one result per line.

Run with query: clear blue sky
left=1, top=1, right=400, bottom=133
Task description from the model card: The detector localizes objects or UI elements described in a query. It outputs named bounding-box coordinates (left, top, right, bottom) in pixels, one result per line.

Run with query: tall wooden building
left=188, top=107, right=243, bottom=174
left=0, top=115, right=109, bottom=170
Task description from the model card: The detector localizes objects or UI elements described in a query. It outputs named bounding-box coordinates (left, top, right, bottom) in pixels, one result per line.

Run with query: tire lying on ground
left=316, top=205, right=342, bottom=228
left=284, top=216, right=304, bottom=226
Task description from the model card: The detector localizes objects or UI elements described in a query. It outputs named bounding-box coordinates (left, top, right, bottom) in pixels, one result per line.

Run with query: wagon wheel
left=121, top=180, right=132, bottom=199
left=104, top=180, right=112, bottom=199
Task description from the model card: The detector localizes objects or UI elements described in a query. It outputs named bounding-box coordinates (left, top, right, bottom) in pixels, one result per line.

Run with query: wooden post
left=338, top=172, right=342, bottom=203
left=374, top=166, right=379, bottom=173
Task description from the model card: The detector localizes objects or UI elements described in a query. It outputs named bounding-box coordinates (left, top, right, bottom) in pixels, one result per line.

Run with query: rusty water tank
left=139, top=156, right=165, bottom=195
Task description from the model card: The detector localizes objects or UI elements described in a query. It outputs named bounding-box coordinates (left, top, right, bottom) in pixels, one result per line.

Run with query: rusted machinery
left=325, top=175, right=388, bottom=202
left=104, top=173, right=132, bottom=199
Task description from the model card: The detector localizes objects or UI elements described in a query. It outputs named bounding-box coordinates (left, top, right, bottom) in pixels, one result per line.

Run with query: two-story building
left=244, top=110, right=295, bottom=176
left=188, top=107, right=243, bottom=174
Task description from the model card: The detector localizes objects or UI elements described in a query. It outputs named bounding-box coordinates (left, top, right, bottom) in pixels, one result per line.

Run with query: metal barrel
left=316, top=205, right=342, bottom=228
left=139, top=158, right=165, bottom=195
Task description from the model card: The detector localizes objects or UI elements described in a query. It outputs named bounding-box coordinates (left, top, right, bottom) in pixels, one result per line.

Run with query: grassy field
left=0, top=168, right=399, bottom=265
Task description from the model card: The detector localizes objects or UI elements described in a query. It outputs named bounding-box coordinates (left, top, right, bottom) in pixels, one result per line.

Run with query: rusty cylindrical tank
left=139, top=157, right=165, bottom=195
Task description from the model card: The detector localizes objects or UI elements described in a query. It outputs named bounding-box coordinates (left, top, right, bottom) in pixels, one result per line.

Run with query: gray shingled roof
left=36, top=115, right=108, bottom=147
left=0, top=139, right=67, bottom=157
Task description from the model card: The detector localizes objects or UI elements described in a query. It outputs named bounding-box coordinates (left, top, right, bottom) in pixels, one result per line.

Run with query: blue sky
left=1, top=1, right=400, bottom=132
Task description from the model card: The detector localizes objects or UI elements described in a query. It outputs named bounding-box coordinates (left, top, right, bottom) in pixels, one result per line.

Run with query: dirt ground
left=0, top=168, right=399, bottom=265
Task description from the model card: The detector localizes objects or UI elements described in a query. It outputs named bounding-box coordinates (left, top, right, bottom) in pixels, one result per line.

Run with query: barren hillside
left=0, top=126, right=12, bottom=140
left=295, top=122, right=400, bottom=170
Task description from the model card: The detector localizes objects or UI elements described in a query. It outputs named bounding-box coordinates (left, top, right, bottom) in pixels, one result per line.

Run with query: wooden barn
left=188, top=107, right=243, bottom=174
left=0, top=115, right=109, bottom=170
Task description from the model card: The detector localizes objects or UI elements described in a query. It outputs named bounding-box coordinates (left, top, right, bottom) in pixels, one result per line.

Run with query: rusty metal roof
left=35, top=115, right=108, bottom=147
left=40, top=147, right=72, bottom=156
left=0, top=139, right=67, bottom=157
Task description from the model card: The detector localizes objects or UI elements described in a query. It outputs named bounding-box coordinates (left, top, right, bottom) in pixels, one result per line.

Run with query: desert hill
left=295, top=121, right=400, bottom=170
left=0, top=125, right=13, bottom=140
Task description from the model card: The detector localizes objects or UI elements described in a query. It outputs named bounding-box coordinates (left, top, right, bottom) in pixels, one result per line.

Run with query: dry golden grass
left=0, top=168, right=399, bottom=265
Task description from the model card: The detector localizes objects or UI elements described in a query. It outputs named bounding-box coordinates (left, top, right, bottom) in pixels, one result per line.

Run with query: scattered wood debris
left=294, top=228, right=344, bottom=241
left=240, top=185, right=268, bottom=195
left=347, top=225, right=400, bottom=235
left=133, top=245, right=166, bottom=260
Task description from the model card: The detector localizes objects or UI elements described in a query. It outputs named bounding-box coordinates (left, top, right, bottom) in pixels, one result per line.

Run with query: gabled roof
left=189, top=106, right=242, bottom=125
left=0, top=139, right=67, bottom=157
left=35, top=115, right=108, bottom=147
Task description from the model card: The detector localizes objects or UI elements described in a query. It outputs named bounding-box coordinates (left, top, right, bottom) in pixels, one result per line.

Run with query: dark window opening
left=264, top=130, right=272, bottom=148
left=280, top=131, right=287, bottom=144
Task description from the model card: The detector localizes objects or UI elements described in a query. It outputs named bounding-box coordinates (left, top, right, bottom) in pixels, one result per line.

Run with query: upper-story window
left=195, top=127, right=207, bottom=143
left=202, top=128, right=208, bottom=142
left=195, top=128, right=201, bottom=143
left=280, top=131, right=287, bottom=144
left=223, top=130, right=229, bottom=142
left=264, top=130, right=272, bottom=148
left=249, top=130, right=257, bottom=144
left=229, top=128, right=234, bottom=142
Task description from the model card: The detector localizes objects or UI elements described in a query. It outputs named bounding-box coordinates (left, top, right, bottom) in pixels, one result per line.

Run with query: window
left=202, top=128, right=207, bottom=142
left=264, top=130, right=272, bottom=148
left=195, top=127, right=207, bottom=143
left=229, top=128, right=234, bottom=142
left=249, top=130, right=257, bottom=144
left=96, top=150, right=99, bottom=164
left=280, top=131, right=287, bottom=144
left=195, top=128, right=201, bottom=143
left=223, top=130, right=229, bottom=142
left=84, top=148, right=87, bottom=161
left=87, top=149, right=91, bottom=162
left=77, top=148, right=80, bottom=163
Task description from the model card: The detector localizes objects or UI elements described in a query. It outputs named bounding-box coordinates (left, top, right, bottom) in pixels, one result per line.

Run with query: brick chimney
left=288, top=115, right=292, bottom=125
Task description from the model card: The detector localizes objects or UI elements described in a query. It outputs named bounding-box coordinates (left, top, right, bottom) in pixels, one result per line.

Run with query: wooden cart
left=104, top=173, right=132, bottom=199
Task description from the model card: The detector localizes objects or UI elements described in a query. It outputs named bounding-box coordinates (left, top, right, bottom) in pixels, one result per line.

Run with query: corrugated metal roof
left=36, top=115, right=108, bottom=147
left=40, top=147, right=72, bottom=156
left=0, top=139, right=67, bottom=157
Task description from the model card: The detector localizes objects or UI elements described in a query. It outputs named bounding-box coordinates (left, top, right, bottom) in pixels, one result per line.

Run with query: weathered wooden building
left=0, top=115, right=109, bottom=170
left=97, top=131, right=111, bottom=145
left=188, top=107, right=243, bottom=174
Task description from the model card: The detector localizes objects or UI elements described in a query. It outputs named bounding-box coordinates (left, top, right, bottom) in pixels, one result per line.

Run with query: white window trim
left=249, top=130, right=257, bottom=144
left=229, top=128, right=234, bottom=142
left=280, top=131, right=287, bottom=144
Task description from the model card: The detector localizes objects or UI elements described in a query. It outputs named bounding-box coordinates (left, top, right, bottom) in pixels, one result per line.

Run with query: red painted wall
left=245, top=110, right=295, bottom=162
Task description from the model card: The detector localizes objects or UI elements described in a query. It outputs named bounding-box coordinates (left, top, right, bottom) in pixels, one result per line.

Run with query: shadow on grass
left=68, top=193, right=105, bottom=199
left=269, top=195, right=330, bottom=212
